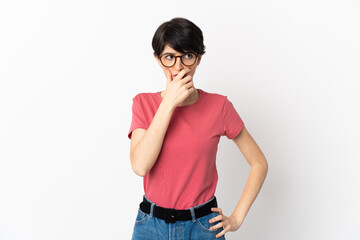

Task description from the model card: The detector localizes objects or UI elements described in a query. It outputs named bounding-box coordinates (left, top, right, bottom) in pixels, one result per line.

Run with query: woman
left=128, top=17, right=268, bottom=240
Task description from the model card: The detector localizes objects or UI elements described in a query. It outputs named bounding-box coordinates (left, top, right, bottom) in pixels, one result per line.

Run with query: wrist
left=230, top=214, right=244, bottom=228
left=160, top=99, right=176, bottom=112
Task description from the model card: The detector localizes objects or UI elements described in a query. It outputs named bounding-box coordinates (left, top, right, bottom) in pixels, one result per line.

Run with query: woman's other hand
left=209, top=207, right=242, bottom=238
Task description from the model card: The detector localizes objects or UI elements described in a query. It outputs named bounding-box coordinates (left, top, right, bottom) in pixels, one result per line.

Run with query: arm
left=130, top=100, right=175, bottom=177
left=130, top=68, right=194, bottom=177
left=230, top=126, right=268, bottom=226
left=210, top=126, right=268, bottom=238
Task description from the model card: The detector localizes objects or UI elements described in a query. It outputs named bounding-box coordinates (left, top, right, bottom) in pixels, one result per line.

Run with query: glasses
left=159, top=52, right=198, bottom=68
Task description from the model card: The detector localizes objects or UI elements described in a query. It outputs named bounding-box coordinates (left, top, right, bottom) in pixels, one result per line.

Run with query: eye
left=184, top=53, right=194, bottom=59
left=165, top=55, right=174, bottom=60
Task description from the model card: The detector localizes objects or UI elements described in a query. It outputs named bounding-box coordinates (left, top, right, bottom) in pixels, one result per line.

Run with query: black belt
left=139, top=195, right=218, bottom=223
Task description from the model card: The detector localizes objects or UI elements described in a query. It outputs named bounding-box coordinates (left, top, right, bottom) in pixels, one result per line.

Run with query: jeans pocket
left=196, top=212, right=223, bottom=233
left=135, top=208, right=149, bottom=225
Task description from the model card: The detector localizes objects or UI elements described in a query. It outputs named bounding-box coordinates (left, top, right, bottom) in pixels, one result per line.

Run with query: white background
left=1, top=0, right=359, bottom=239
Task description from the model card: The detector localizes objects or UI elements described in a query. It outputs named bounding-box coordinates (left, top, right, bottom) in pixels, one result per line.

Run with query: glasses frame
left=159, top=52, right=199, bottom=68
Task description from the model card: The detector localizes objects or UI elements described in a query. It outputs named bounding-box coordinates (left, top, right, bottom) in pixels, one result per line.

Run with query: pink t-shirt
left=128, top=88, right=245, bottom=209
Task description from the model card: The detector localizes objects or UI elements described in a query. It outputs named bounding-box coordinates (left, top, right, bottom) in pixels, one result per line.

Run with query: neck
left=179, top=88, right=199, bottom=106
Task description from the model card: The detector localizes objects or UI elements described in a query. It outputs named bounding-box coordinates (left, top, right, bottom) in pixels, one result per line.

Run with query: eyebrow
left=163, top=52, right=178, bottom=55
left=162, top=51, right=193, bottom=55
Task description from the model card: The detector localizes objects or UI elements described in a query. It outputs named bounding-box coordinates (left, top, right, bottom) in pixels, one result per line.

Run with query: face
left=154, top=44, right=203, bottom=80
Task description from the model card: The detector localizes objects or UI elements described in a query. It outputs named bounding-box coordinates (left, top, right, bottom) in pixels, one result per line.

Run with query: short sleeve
left=128, top=95, right=147, bottom=139
left=221, top=96, right=245, bottom=139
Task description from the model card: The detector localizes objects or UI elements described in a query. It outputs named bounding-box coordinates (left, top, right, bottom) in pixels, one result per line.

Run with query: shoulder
left=131, top=91, right=160, bottom=112
left=200, top=88, right=228, bottom=106
left=132, top=91, right=157, bottom=102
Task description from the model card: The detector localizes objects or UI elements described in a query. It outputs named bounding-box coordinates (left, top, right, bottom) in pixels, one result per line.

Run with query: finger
left=185, top=80, right=194, bottom=89
left=182, top=75, right=193, bottom=85
left=175, top=68, right=191, bottom=81
left=165, top=68, right=173, bottom=83
left=215, top=228, right=227, bottom=239
left=209, top=214, right=222, bottom=223
left=210, top=222, right=223, bottom=231
left=211, top=207, right=222, bottom=213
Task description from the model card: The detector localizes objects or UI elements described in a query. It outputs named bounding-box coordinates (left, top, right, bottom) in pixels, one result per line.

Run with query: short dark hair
left=152, top=17, right=206, bottom=58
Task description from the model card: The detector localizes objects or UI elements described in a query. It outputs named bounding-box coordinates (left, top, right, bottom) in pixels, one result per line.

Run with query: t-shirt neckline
left=157, top=88, right=203, bottom=108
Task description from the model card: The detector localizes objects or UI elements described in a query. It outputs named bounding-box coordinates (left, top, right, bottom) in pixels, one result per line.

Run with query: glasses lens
left=160, top=54, right=175, bottom=67
left=181, top=53, right=196, bottom=66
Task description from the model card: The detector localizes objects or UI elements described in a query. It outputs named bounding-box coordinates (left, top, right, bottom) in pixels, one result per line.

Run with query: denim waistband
left=143, top=194, right=216, bottom=210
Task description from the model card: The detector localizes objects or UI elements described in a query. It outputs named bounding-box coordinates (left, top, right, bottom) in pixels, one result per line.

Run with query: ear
left=196, top=54, right=203, bottom=66
left=154, top=54, right=162, bottom=67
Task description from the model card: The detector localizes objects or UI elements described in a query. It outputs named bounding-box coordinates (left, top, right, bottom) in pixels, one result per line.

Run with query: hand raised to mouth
left=161, top=68, right=195, bottom=109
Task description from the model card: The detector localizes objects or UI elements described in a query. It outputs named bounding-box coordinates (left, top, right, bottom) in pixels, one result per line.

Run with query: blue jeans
left=131, top=194, right=226, bottom=240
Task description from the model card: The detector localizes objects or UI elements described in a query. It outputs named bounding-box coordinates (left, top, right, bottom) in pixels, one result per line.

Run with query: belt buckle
left=164, top=208, right=176, bottom=223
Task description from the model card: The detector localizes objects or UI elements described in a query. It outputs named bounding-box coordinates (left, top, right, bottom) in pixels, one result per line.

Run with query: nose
left=173, top=56, right=184, bottom=71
